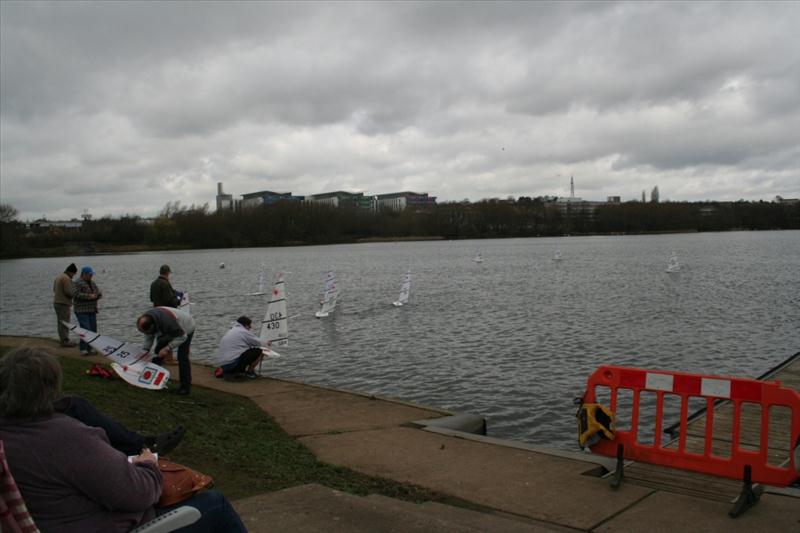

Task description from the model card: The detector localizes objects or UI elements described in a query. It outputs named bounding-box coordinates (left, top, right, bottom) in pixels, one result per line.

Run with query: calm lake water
left=1, top=231, right=798, bottom=449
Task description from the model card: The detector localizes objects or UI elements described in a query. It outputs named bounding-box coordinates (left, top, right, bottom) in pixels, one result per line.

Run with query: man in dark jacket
left=149, top=264, right=180, bottom=307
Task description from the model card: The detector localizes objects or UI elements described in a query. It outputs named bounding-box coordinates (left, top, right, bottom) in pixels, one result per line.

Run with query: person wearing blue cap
left=73, top=266, right=103, bottom=355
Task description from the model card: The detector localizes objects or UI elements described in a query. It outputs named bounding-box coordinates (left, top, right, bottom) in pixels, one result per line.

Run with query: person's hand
left=133, top=447, right=158, bottom=465
left=158, top=347, right=172, bottom=358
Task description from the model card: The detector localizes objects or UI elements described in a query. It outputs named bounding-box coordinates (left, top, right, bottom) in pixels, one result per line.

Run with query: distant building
left=774, top=195, right=799, bottom=205
left=305, top=191, right=370, bottom=209
left=375, top=191, right=437, bottom=211
left=216, top=183, right=235, bottom=211
left=241, top=190, right=303, bottom=208
left=607, top=196, right=621, bottom=204
left=27, top=218, right=83, bottom=233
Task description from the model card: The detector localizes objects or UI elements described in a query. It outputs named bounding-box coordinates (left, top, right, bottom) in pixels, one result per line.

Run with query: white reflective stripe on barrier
left=701, top=378, right=731, bottom=399
left=645, top=373, right=673, bottom=391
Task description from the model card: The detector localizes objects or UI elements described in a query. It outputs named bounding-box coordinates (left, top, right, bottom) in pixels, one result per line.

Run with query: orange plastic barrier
left=581, top=365, right=800, bottom=487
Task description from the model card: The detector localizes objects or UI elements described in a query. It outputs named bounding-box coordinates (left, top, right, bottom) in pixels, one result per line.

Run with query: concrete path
left=3, top=336, right=798, bottom=532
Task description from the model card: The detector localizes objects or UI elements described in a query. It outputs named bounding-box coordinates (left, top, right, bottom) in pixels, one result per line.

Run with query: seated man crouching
left=217, top=316, right=268, bottom=381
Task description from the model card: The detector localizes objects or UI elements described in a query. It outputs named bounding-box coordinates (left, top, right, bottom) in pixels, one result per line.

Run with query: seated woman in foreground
left=0, top=347, right=247, bottom=533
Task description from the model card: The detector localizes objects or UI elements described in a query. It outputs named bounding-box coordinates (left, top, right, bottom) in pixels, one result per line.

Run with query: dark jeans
left=154, top=331, right=194, bottom=391
left=74, top=312, right=97, bottom=352
left=221, top=347, right=262, bottom=375
left=53, top=396, right=145, bottom=456
left=156, top=489, right=246, bottom=532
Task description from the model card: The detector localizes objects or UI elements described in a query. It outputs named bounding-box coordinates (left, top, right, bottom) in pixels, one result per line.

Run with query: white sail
left=666, top=252, right=680, bottom=273
left=315, top=271, right=338, bottom=318
left=178, top=291, right=192, bottom=314
left=473, top=251, right=483, bottom=263
left=393, top=270, right=411, bottom=307
left=259, top=272, right=288, bottom=355
left=62, top=322, right=170, bottom=389
left=248, top=265, right=267, bottom=295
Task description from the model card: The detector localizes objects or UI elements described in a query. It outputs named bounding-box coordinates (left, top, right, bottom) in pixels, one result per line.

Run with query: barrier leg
left=610, top=444, right=625, bottom=489
left=729, top=465, right=763, bottom=518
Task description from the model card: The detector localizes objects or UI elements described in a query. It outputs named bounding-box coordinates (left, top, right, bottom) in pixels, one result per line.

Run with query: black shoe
left=245, top=370, right=259, bottom=379
left=149, top=425, right=186, bottom=455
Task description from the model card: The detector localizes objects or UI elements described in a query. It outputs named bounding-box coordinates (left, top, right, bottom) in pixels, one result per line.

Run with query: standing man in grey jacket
left=136, top=306, right=195, bottom=395
left=53, top=263, right=78, bottom=347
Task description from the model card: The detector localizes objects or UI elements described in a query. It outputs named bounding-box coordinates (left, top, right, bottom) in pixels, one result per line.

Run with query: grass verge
left=1, top=346, right=476, bottom=508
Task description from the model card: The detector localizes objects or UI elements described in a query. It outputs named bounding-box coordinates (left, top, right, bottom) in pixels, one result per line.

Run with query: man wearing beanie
left=53, top=263, right=78, bottom=347
left=150, top=264, right=180, bottom=308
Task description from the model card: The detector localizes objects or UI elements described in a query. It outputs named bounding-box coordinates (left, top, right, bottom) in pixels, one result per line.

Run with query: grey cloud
left=1, top=1, right=799, bottom=220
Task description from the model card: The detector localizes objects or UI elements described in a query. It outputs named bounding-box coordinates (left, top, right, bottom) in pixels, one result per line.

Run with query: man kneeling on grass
left=217, top=316, right=267, bottom=381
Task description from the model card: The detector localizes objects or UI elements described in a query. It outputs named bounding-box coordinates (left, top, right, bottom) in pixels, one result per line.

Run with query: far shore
left=9, top=228, right=799, bottom=261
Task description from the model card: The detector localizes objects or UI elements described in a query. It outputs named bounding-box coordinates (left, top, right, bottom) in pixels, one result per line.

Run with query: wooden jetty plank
left=623, top=462, right=740, bottom=502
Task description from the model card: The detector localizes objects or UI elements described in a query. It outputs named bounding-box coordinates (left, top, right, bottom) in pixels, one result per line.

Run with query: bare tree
left=0, top=204, right=18, bottom=223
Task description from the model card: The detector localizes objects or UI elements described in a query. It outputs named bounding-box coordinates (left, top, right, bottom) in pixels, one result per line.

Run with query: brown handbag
left=157, top=459, right=214, bottom=507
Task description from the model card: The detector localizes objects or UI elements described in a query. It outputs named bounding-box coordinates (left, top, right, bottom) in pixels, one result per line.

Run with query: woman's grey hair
left=0, top=347, right=62, bottom=419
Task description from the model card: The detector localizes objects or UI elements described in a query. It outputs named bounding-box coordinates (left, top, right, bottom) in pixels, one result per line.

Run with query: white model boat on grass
left=62, top=322, right=170, bottom=390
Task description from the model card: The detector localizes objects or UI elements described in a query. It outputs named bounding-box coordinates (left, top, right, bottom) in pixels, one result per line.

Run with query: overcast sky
left=1, top=1, right=798, bottom=221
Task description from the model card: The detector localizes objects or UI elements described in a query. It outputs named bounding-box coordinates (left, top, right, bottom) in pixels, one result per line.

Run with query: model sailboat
left=315, top=270, right=338, bottom=318
left=473, top=251, right=483, bottom=263
left=248, top=264, right=268, bottom=296
left=666, top=252, right=680, bottom=273
left=393, top=270, right=411, bottom=307
left=259, top=272, right=288, bottom=357
left=62, top=322, right=170, bottom=390
left=178, top=291, right=192, bottom=313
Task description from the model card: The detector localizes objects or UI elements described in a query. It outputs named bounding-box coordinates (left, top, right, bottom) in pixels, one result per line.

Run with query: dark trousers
left=221, top=347, right=262, bottom=375
left=53, top=396, right=145, bottom=456
left=54, top=304, right=71, bottom=343
left=154, top=331, right=194, bottom=391
left=75, top=312, right=97, bottom=351
left=155, top=489, right=246, bottom=532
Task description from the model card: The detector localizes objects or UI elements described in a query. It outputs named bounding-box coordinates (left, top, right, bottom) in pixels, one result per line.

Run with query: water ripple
left=2, top=233, right=799, bottom=450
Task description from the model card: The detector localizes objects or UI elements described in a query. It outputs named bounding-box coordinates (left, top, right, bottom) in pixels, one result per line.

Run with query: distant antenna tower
left=81, top=209, right=92, bottom=221
left=570, top=176, right=575, bottom=198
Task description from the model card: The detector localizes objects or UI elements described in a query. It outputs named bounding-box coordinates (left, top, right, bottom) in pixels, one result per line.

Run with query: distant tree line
left=1, top=199, right=798, bottom=259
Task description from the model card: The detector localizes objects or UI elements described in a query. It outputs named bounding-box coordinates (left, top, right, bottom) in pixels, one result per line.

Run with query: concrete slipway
left=3, top=336, right=798, bottom=532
